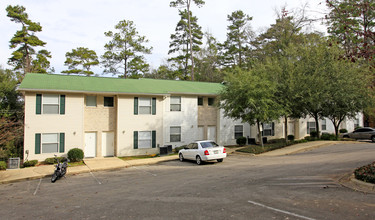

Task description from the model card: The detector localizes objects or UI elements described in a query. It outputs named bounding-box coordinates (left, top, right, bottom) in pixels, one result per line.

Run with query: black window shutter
left=272, top=122, right=275, bottom=136
left=36, top=94, right=42, bottom=114
left=134, top=97, right=138, bottom=115
left=152, top=130, right=156, bottom=148
left=60, top=95, right=65, bottom=115
left=35, top=133, right=41, bottom=154
left=134, top=131, right=138, bottom=149
left=152, top=98, right=156, bottom=115
left=59, top=133, right=65, bottom=153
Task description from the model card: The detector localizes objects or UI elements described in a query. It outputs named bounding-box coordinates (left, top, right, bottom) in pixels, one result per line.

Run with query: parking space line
left=247, top=200, right=316, bottom=220
left=33, top=178, right=42, bottom=196
left=131, top=166, right=157, bottom=177
left=89, top=171, right=102, bottom=185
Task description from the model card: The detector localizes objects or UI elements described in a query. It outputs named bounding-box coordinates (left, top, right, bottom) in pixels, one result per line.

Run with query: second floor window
left=104, top=97, right=114, bottom=107
left=36, top=94, right=65, bottom=115
left=170, top=96, right=181, bottom=111
left=86, top=96, right=97, bottom=107
left=139, top=98, right=152, bottom=114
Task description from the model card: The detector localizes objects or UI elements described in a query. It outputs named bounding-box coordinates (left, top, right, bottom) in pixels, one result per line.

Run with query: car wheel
left=196, top=156, right=202, bottom=165
left=179, top=153, right=184, bottom=162
left=217, top=159, right=223, bottom=162
left=371, top=136, right=375, bottom=143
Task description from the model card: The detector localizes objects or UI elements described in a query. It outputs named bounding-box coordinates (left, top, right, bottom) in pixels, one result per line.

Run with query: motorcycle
left=51, top=155, right=69, bottom=183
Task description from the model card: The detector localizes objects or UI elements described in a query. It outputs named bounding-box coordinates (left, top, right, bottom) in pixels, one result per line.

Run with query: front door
left=85, top=132, right=97, bottom=158
left=102, top=132, right=114, bottom=157
left=207, top=126, right=216, bottom=142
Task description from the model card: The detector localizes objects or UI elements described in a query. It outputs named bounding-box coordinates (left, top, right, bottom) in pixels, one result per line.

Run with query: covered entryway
left=102, top=131, right=114, bottom=157
left=85, top=132, right=97, bottom=158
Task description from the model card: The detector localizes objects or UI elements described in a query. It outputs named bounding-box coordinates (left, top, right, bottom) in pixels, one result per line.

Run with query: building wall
left=218, top=109, right=251, bottom=146
left=23, top=92, right=84, bottom=161
left=116, top=95, right=163, bottom=156
left=84, top=95, right=117, bottom=157
left=198, top=96, right=218, bottom=141
left=163, top=95, right=198, bottom=148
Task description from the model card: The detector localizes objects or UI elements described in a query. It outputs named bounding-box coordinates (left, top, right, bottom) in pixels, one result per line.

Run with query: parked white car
left=178, top=140, right=227, bottom=165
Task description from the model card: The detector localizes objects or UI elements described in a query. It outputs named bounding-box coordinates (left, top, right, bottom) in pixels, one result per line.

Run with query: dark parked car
left=341, top=127, right=375, bottom=142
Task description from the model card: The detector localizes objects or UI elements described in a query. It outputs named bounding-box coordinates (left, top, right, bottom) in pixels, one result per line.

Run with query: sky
left=0, top=0, right=328, bottom=76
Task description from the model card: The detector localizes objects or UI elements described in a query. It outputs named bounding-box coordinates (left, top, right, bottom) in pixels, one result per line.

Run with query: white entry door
left=198, top=126, right=204, bottom=140
left=102, top=132, right=114, bottom=157
left=85, top=132, right=97, bottom=158
left=207, top=126, right=216, bottom=142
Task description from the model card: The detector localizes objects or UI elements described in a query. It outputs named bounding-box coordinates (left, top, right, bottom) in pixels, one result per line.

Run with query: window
left=43, top=94, right=59, bottom=114
left=138, top=131, right=152, bottom=149
left=321, top=119, right=327, bottom=130
left=170, top=126, right=181, bottom=142
left=234, top=125, right=244, bottom=139
left=170, top=96, right=181, bottom=111
left=139, top=98, right=151, bottom=114
left=198, top=97, right=203, bottom=106
left=35, top=133, right=65, bottom=154
left=42, top=133, right=59, bottom=153
left=263, top=123, right=274, bottom=136
left=36, top=94, right=65, bottom=115
left=104, top=97, right=114, bottom=107
left=307, top=122, right=316, bottom=134
left=86, top=96, right=97, bottom=107
left=208, top=97, right=215, bottom=106
left=133, top=130, right=156, bottom=149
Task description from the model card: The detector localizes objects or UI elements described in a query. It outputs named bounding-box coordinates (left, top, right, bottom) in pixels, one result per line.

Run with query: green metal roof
left=19, top=73, right=223, bottom=95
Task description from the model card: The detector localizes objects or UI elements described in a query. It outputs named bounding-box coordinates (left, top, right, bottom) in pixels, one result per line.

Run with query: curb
left=338, top=173, right=375, bottom=194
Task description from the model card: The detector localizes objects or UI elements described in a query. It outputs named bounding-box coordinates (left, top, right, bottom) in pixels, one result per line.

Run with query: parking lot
left=0, top=143, right=374, bottom=219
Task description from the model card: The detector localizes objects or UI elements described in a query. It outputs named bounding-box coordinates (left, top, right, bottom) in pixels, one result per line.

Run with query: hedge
left=0, top=161, right=6, bottom=170
left=68, top=148, right=84, bottom=162
left=354, top=162, right=375, bottom=184
left=23, top=160, right=38, bottom=167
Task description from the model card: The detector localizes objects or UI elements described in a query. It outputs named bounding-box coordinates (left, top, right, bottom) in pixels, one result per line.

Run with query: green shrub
left=236, top=136, right=247, bottom=146
left=267, top=138, right=286, bottom=144
left=44, top=157, right=66, bottom=164
left=174, top=146, right=185, bottom=153
left=354, top=162, right=375, bottom=184
left=304, top=136, right=316, bottom=141
left=0, top=161, right=7, bottom=170
left=339, top=128, right=348, bottom=134
left=287, top=135, right=295, bottom=141
left=23, top=160, right=38, bottom=167
left=320, top=133, right=337, bottom=140
left=310, top=131, right=319, bottom=138
left=68, top=148, right=84, bottom=162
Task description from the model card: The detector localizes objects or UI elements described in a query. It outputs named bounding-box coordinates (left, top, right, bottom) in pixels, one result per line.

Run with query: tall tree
left=254, top=8, right=313, bottom=142
left=6, top=5, right=51, bottom=78
left=170, top=0, right=205, bottom=81
left=168, top=10, right=203, bottom=80
left=62, top=47, right=99, bottom=76
left=219, top=66, right=284, bottom=147
left=326, top=0, right=375, bottom=65
left=195, top=32, right=224, bottom=82
left=221, top=10, right=253, bottom=69
left=101, top=20, right=152, bottom=78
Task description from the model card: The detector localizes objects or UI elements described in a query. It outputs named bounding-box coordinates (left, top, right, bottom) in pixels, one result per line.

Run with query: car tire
left=217, top=159, right=223, bottom=162
left=371, top=136, right=375, bottom=143
left=179, top=153, right=184, bottom=162
left=196, top=156, right=202, bottom=165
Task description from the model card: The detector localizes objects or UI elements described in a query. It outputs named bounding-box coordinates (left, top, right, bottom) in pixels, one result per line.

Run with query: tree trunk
left=284, top=115, right=288, bottom=143
left=313, top=113, right=320, bottom=139
left=186, top=1, right=195, bottom=81
left=257, top=120, right=264, bottom=148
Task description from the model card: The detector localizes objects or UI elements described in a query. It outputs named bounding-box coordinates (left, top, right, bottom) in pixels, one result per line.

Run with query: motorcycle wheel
left=51, top=173, right=58, bottom=183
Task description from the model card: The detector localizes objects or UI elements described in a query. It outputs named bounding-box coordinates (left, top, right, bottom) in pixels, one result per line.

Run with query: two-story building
left=19, top=73, right=362, bottom=161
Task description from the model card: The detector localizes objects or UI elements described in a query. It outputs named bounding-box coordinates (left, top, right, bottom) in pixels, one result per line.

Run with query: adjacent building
left=19, top=73, right=362, bottom=161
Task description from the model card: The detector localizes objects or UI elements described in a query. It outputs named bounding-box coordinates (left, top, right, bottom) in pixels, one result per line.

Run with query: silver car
left=341, top=127, right=375, bottom=142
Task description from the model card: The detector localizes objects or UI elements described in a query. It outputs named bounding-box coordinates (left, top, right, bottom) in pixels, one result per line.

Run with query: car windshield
left=200, top=142, right=218, bottom=148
